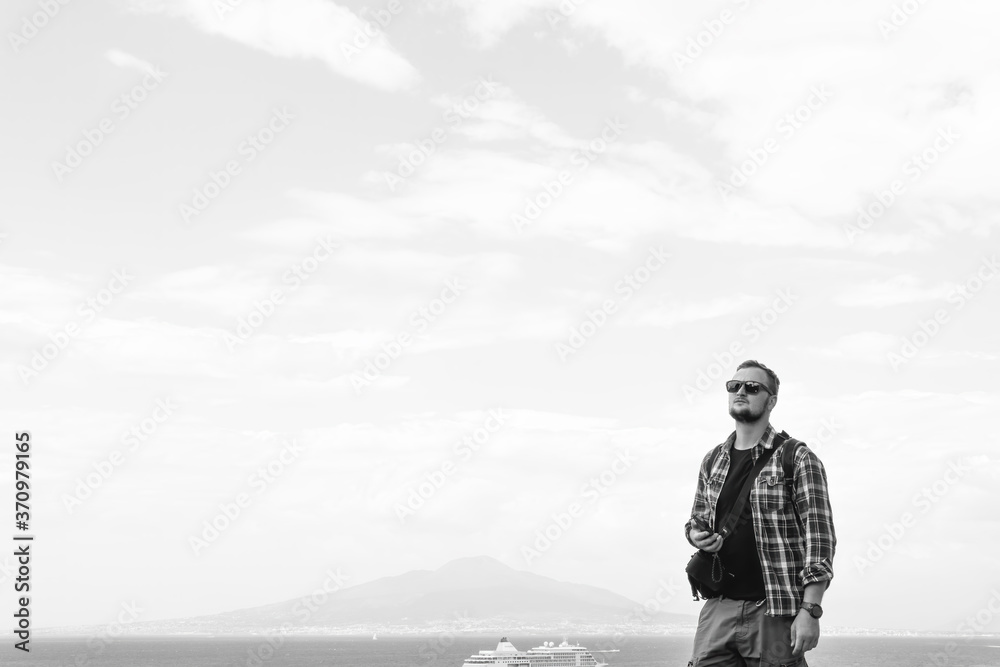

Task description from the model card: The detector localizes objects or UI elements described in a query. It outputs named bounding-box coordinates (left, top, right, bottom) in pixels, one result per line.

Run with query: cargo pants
left=687, top=596, right=807, bottom=667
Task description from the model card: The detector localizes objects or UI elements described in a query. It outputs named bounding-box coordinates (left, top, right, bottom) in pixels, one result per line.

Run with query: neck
left=733, top=418, right=769, bottom=450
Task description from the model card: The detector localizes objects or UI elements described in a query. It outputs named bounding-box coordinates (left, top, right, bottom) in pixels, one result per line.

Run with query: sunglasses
left=726, top=380, right=774, bottom=396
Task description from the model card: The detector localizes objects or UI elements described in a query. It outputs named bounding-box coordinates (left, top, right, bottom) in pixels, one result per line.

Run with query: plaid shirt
left=684, top=423, right=837, bottom=616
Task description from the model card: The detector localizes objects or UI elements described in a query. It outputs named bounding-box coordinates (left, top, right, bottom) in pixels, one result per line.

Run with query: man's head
left=727, top=359, right=779, bottom=424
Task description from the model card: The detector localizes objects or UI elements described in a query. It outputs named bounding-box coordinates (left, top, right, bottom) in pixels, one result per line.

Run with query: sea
left=9, top=635, right=1000, bottom=667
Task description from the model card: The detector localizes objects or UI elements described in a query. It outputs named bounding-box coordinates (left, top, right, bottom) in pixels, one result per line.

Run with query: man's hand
left=689, top=529, right=723, bottom=553
left=790, top=610, right=819, bottom=657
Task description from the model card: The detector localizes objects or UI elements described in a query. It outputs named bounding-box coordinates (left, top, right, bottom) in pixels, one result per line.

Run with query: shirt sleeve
left=792, top=445, right=837, bottom=587
left=684, top=447, right=715, bottom=547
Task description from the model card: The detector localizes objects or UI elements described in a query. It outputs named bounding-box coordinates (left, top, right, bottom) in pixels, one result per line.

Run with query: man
left=684, top=360, right=836, bottom=667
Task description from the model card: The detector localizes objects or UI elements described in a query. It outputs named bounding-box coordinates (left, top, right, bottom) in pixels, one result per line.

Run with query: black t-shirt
left=713, top=446, right=766, bottom=600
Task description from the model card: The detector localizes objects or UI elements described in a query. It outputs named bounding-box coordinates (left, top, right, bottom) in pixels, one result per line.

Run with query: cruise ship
left=461, top=638, right=612, bottom=667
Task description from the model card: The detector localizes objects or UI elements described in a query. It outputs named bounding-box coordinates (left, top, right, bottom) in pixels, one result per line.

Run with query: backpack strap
left=778, top=431, right=805, bottom=496
left=716, top=442, right=781, bottom=538
left=706, top=431, right=803, bottom=525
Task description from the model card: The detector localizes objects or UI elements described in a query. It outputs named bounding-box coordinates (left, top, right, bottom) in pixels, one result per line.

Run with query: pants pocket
left=759, top=613, right=806, bottom=667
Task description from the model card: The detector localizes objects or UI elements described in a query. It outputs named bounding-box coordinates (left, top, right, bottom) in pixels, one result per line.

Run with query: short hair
left=736, top=359, right=780, bottom=395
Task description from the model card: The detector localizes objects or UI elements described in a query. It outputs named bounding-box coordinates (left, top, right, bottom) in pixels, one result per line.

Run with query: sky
left=1, top=0, right=999, bottom=635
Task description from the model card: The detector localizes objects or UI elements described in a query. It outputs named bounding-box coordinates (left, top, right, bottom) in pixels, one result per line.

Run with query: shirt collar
left=722, top=423, right=777, bottom=452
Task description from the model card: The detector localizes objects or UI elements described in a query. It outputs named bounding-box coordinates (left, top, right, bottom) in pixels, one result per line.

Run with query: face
left=727, top=367, right=776, bottom=424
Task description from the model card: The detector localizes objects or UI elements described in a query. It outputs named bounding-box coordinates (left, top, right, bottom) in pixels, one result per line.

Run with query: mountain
left=51, top=556, right=694, bottom=635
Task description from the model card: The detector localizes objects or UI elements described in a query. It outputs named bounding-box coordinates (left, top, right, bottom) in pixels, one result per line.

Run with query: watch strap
left=800, top=601, right=822, bottom=618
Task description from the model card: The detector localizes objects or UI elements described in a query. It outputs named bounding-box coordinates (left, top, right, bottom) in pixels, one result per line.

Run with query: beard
left=729, top=401, right=765, bottom=423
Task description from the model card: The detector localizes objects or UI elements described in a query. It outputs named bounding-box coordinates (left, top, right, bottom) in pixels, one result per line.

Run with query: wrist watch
left=799, top=602, right=823, bottom=619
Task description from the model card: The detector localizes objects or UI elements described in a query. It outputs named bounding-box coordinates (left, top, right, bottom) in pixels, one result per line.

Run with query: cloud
left=430, top=0, right=999, bottom=240
left=125, top=0, right=419, bottom=91
left=428, top=0, right=555, bottom=48
left=430, top=84, right=578, bottom=147
left=793, top=331, right=898, bottom=365
left=288, top=190, right=442, bottom=240
left=578, top=1, right=997, bottom=218
left=105, top=48, right=158, bottom=73
left=326, top=118, right=850, bottom=252
left=507, top=409, right=619, bottom=431
left=848, top=231, right=936, bottom=255
left=834, top=275, right=950, bottom=307
left=634, top=294, right=763, bottom=329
